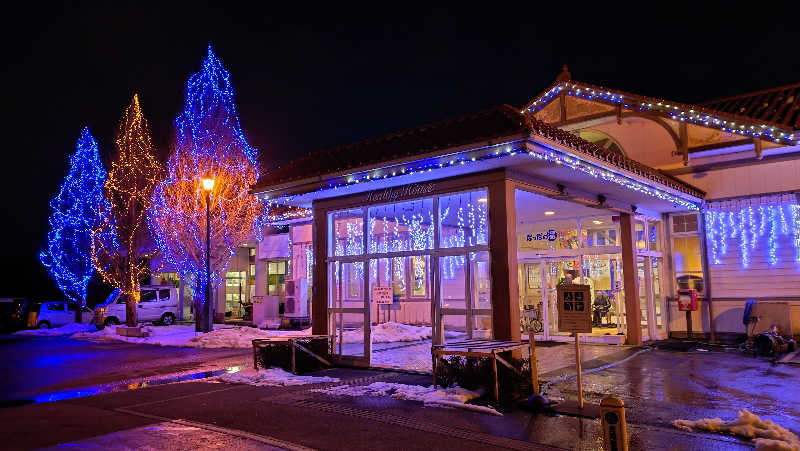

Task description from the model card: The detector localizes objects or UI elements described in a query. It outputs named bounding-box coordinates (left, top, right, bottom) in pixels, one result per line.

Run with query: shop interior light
left=477, top=198, right=487, bottom=203
left=544, top=211, right=555, bottom=215
left=592, top=220, right=603, bottom=224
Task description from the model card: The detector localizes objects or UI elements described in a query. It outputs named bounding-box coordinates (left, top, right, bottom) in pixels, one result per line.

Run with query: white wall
left=677, top=158, right=800, bottom=199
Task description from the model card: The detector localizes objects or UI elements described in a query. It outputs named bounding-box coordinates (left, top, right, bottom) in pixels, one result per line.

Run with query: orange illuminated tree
left=149, top=47, right=264, bottom=332
left=92, top=94, right=162, bottom=326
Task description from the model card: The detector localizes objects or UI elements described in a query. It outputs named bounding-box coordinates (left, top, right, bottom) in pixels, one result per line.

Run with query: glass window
left=672, top=214, right=699, bottom=233
left=249, top=248, right=256, bottom=257
left=635, top=221, right=647, bottom=249
left=520, top=219, right=579, bottom=251
left=648, top=220, right=661, bottom=251
left=673, top=235, right=704, bottom=294
left=158, top=289, right=171, bottom=301
left=47, top=303, right=63, bottom=311
left=410, top=255, right=429, bottom=297
left=67, top=303, right=78, bottom=312
left=330, top=208, right=364, bottom=256
left=368, top=199, right=434, bottom=253
left=140, top=290, right=157, bottom=302
left=439, top=190, right=488, bottom=248
left=267, top=261, right=286, bottom=296
left=580, top=216, right=618, bottom=247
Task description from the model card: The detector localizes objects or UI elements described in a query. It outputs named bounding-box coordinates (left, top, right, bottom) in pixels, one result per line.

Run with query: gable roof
left=253, top=104, right=703, bottom=199
left=700, top=83, right=800, bottom=130
left=524, top=80, right=799, bottom=145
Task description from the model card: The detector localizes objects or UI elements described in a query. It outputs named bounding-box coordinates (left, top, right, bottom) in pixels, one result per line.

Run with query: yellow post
left=601, top=397, right=628, bottom=451
left=575, top=333, right=583, bottom=409
left=529, top=327, right=539, bottom=396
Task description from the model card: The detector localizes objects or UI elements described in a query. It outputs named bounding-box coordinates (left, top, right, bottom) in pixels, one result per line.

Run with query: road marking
left=115, top=407, right=316, bottom=451
left=117, top=384, right=246, bottom=409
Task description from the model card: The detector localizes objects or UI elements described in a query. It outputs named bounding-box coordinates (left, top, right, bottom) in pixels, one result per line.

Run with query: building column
left=487, top=178, right=520, bottom=342
left=619, top=213, right=642, bottom=345
left=178, top=276, right=185, bottom=321
left=311, top=207, right=328, bottom=335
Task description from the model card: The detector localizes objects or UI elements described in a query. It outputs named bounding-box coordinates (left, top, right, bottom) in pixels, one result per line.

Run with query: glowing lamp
left=202, top=177, right=215, bottom=191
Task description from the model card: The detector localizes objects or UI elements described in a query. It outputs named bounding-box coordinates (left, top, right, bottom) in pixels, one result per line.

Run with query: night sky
left=2, top=3, right=798, bottom=302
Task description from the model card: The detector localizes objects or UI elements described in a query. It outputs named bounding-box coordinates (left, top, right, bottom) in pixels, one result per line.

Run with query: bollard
left=600, top=397, right=627, bottom=451
left=528, top=327, right=539, bottom=396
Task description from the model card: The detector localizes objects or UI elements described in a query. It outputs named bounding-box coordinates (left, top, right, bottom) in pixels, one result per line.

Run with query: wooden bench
left=432, top=339, right=534, bottom=400
left=252, top=335, right=331, bottom=374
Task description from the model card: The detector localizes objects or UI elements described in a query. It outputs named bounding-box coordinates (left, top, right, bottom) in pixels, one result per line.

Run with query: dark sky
left=2, top=3, right=798, bottom=301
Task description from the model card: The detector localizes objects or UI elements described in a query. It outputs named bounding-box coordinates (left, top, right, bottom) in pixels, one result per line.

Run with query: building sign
left=519, top=229, right=558, bottom=251
left=372, top=286, right=393, bottom=305
left=556, top=284, right=592, bottom=333
left=365, top=182, right=435, bottom=203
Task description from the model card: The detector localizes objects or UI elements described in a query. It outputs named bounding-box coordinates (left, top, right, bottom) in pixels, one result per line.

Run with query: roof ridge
left=699, top=82, right=800, bottom=106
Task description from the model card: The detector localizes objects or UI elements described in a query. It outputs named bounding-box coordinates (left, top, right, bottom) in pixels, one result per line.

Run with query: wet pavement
left=2, top=336, right=797, bottom=450
left=0, top=334, right=251, bottom=405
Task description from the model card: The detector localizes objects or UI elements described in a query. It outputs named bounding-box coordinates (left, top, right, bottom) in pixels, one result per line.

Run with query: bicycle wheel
left=533, top=319, right=544, bottom=334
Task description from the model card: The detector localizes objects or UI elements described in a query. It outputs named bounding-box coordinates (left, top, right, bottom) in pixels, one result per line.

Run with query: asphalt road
left=0, top=334, right=251, bottom=404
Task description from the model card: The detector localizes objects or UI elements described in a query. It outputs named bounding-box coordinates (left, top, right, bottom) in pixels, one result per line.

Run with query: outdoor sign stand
left=554, top=284, right=599, bottom=417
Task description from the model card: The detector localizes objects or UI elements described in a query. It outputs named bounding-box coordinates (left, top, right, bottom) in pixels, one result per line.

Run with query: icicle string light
left=706, top=199, right=800, bottom=268
left=40, top=127, right=109, bottom=306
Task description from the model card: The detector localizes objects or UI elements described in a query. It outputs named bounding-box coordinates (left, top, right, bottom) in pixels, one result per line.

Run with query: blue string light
left=707, top=202, right=800, bottom=268
left=40, top=127, right=110, bottom=306
left=150, top=45, right=265, bottom=300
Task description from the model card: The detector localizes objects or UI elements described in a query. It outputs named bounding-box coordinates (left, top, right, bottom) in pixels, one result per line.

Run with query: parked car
left=94, top=285, right=179, bottom=327
left=0, top=298, right=29, bottom=332
left=27, top=301, right=93, bottom=329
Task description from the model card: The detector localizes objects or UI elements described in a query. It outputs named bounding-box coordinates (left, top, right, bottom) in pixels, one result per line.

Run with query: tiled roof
left=254, top=105, right=529, bottom=188
left=700, top=83, right=800, bottom=130
left=254, top=104, right=703, bottom=199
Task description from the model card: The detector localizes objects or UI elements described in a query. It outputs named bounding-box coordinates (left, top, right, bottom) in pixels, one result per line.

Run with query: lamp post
left=201, top=177, right=215, bottom=333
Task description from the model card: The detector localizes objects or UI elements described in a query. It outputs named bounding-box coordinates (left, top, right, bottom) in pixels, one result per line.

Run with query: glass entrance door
left=436, top=251, right=492, bottom=343
left=328, top=261, right=370, bottom=366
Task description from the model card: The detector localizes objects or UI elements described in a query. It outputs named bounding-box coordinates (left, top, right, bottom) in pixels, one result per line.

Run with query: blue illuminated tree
left=40, top=127, right=109, bottom=309
left=149, top=45, right=265, bottom=332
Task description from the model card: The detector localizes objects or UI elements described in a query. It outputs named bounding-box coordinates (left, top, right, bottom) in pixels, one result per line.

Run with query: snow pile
left=72, top=324, right=312, bottom=348
left=188, top=327, right=310, bottom=348
left=674, top=409, right=800, bottom=451
left=217, top=368, right=339, bottom=386
left=15, top=322, right=98, bottom=336
left=341, top=322, right=462, bottom=344
left=313, top=381, right=499, bottom=415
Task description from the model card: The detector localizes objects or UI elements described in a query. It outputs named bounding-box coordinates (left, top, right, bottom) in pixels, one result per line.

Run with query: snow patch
left=341, top=322, right=462, bottom=344
left=15, top=322, right=98, bottom=336
left=72, top=324, right=311, bottom=348
left=313, top=381, right=498, bottom=414
left=217, top=368, right=339, bottom=386
left=674, top=409, right=800, bottom=451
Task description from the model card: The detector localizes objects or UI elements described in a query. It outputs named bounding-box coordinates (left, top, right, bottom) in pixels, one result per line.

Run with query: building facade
left=248, top=71, right=800, bottom=367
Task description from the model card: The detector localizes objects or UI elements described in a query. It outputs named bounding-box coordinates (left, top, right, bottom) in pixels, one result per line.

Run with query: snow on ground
left=15, top=322, right=97, bottom=336
left=674, top=409, right=800, bottom=451
left=341, top=322, right=462, bottom=344
left=72, top=324, right=311, bottom=348
left=313, top=381, right=499, bottom=415
left=217, top=368, right=339, bottom=386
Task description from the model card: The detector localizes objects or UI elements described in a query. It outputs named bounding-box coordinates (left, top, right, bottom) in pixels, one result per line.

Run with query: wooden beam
left=487, top=178, right=520, bottom=342
left=686, top=138, right=753, bottom=154
left=311, top=206, right=328, bottom=335
left=754, top=138, right=763, bottom=160
left=619, top=213, right=642, bottom=345
left=560, top=92, right=567, bottom=122
left=679, top=123, right=689, bottom=166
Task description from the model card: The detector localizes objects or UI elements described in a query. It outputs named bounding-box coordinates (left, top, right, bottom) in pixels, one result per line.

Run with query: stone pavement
left=0, top=363, right=758, bottom=451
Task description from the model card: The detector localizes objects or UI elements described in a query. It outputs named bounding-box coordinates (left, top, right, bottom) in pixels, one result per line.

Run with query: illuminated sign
left=365, top=182, right=436, bottom=203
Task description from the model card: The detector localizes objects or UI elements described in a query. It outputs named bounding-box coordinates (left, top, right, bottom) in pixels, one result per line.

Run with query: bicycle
left=521, top=303, right=544, bottom=334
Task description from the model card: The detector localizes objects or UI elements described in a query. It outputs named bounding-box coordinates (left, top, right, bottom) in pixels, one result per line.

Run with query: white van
left=94, top=285, right=180, bottom=327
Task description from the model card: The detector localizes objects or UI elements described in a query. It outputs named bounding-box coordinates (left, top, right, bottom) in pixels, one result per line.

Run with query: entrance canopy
left=253, top=105, right=704, bottom=222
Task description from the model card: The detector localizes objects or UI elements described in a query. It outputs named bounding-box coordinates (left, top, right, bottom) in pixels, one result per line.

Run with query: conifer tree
left=41, top=127, right=108, bottom=316
left=92, top=94, right=162, bottom=326
left=149, top=46, right=264, bottom=332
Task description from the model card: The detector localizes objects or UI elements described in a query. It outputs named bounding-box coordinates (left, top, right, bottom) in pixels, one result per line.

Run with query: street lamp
left=201, top=177, right=215, bottom=333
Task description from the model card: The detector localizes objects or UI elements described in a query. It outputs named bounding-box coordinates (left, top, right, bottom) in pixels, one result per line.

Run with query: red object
left=677, top=289, right=698, bottom=311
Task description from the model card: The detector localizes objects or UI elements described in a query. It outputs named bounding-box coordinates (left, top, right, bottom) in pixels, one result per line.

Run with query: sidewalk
left=0, top=366, right=755, bottom=451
